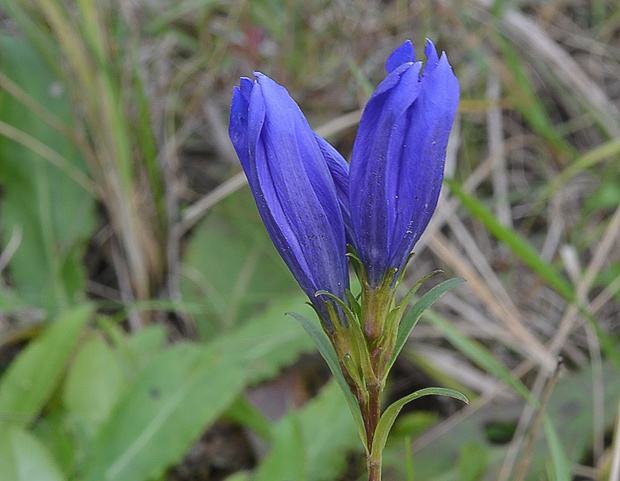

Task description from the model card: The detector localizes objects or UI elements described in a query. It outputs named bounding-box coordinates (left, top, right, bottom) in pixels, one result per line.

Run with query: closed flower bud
left=229, top=73, right=350, bottom=331
left=349, top=40, right=459, bottom=287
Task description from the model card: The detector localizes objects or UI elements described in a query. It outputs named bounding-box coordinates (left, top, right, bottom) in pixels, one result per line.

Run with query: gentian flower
left=229, top=39, right=459, bottom=324
left=229, top=73, right=350, bottom=331
left=229, top=41, right=461, bottom=479
left=349, top=40, right=460, bottom=287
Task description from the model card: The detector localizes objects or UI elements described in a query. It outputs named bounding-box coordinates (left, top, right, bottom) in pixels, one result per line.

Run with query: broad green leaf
left=254, top=380, right=361, bottom=481
left=290, top=312, right=367, bottom=450
left=300, top=380, right=362, bottom=481
left=32, top=411, right=74, bottom=476
left=211, top=295, right=315, bottom=385
left=79, top=299, right=317, bottom=481
left=253, top=414, right=307, bottom=481
left=62, top=332, right=125, bottom=441
left=0, top=35, right=95, bottom=314
left=99, top=321, right=168, bottom=376
left=387, top=277, right=465, bottom=375
left=181, top=196, right=298, bottom=338
left=127, top=324, right=168, bottom=355
left=371, top=387, right=468, bottom=461
left=81, top=343, right=246, bottom=481
left=0, top=425, right=65, bottom=481
left=0, top=305, right=93, bottom=428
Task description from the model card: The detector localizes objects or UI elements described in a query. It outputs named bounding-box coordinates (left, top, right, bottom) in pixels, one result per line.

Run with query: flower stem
left=367, top=454, right=382, bottom=481
left=365, top=378, right=383, bottom=481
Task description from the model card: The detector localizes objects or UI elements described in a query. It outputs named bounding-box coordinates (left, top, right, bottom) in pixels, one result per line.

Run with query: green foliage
left=181, top=194, right=300, bottom=338
left=290, top=311, right=367, bottom=449
left=371, top=387, right=468, bottom=467
left=0, top=426, right=66, bottom=481
left=80, top=343, right=245, bottom=481
left=457, top=443, right=487, bottom=481
left=63, top=333, right=125, bottom=442
left=388, top=277, right=466, bottom=374
left=0, top=302, right=317, bottom=481
left=0, top=36, right=95, bottom=314
left=254, top=380, right=361, bottom=481
left=0, top=305, right=93, bottom=428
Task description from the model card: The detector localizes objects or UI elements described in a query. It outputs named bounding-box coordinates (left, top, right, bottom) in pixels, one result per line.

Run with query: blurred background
left=0, top=1, right=619, bottom=480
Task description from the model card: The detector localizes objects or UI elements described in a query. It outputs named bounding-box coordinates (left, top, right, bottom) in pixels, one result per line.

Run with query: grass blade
left=446, top=178, right=575, bottom=302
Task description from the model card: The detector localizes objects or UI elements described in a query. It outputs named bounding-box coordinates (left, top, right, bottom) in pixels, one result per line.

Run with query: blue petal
left=239, top=77, right=254, bottom=100
left=229, top=85, right=253, bottom=182
left=349, top=61, right=422, bottom=286
left=313, top=134, right=353, bottom=245
left=385, top=39, right=415, bottom=73
left=229, top=73, right=349, bottom=326
left=388, top=46, right=459, bottom=273
left=349, top=40, right=459, bottom=286
left=423, top=39, right=440, bottom=73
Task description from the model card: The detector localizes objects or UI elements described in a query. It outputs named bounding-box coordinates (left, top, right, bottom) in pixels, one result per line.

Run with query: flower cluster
left=229, top=39, right=459, bottom=333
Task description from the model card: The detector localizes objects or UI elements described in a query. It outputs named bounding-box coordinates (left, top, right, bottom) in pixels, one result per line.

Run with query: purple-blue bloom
left=229, top=39, right=459, bottom=320
left=349, top=40, right=460, bottom=287
left=229, top=73, right=350, bottom=330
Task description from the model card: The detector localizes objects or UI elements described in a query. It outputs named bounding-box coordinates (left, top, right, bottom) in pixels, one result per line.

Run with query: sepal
left=385, top=276, right=465, bottom=376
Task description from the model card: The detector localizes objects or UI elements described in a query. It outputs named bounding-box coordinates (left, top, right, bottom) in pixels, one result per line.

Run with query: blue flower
left=229, top=39, right=459, bottom=321
left=349, top=40, right=460, bottom=287
left=229, top=73, right=350, bottom=330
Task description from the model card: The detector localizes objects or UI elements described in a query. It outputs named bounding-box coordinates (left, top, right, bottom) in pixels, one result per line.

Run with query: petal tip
left=423, top=39, right=440, bottom=66
left=385, top=39, right=415, bottom=73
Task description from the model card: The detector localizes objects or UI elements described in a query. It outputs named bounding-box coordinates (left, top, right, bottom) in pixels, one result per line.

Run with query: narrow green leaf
left=0, top=305, right=93, bottom=428
left=372, top=387, right=468, bottom=459
left=0, top=425, right=65, bottom=481
left=446, top=178, right=575, bottom=302
left=543, top=417, right=571, bottom=481
left=387, top=277, right=465, bottom=375
left=289, top=312, right=367, bottom=450
left=395, top=270, right=444, bottom=313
